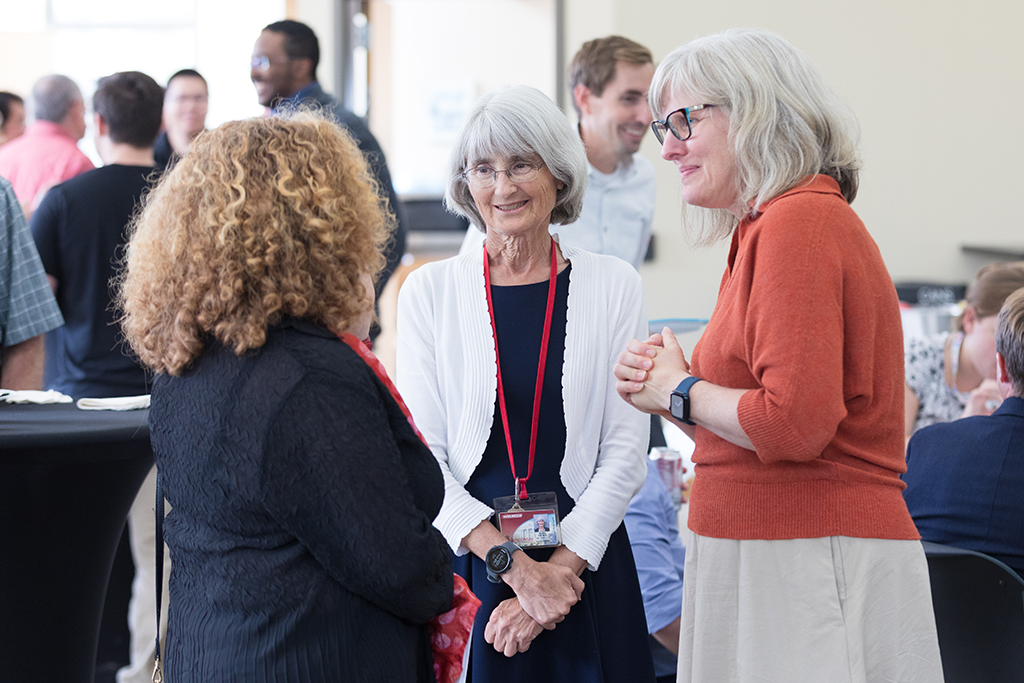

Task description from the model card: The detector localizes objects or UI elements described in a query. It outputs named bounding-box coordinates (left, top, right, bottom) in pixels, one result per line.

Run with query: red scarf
left=336, top=332, right=480, bottom=682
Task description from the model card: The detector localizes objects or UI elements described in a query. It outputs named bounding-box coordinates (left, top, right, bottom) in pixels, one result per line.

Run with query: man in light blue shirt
left=462, top=36, right=656, bottom=269
left=624, top=457, right=686, bottom=683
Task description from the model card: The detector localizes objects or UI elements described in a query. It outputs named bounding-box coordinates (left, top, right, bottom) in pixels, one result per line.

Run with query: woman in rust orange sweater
left=614, top=29, right=943, bottom=683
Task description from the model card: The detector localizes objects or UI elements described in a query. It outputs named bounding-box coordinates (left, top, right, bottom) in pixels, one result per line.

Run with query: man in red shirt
left=0, top=75, right=93, bottom=218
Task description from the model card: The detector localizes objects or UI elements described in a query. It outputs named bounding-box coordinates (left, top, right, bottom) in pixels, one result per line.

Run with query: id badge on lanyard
left=494, top=487, right=561, bottom=549
left=484, top=238, right=562, bottom=550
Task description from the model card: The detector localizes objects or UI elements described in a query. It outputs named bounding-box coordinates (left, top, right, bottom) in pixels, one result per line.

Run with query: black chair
left=921, top=541, right=1024, bottom=683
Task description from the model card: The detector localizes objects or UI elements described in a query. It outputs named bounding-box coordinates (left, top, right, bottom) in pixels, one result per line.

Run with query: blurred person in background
left=251, top=19, right=406, bottom=327
left=0, top=92, right=26, bottom=147
left=905, top=260, right=1024, bottom=438
left=904, top=286, right=1024, bottom=576
left=120, top=112, right=452, bottom=682
left=623, top=457, right=686, bottom=683
left=31, top=70, right=162, bottom=400
left=154, top=69, right=208, bottom=172
left=0, top=75, right=93, bottom=216
left=460, top=35, right=657, bottom=271
left=0, top=175, right=63, bottom=389
left=29, top=70, right=164, bottom=683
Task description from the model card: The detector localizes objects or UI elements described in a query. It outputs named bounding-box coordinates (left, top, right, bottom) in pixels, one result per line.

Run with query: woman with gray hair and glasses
left=397, top=85, right=655, bottom=682
left=615, top=29, right=943, bottom=682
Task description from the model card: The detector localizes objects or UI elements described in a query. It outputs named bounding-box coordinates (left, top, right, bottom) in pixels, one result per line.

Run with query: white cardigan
left=396, top=242, right=649, bottom=570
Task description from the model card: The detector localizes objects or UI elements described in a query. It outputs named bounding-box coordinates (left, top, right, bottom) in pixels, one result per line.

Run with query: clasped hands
left=483, top=553, right=584, bottom=657
left=614, top=327, right=691, bottom=415
left=482, top=328, right=692, bottom=658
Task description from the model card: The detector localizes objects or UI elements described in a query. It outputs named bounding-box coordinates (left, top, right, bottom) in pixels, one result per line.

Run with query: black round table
left=0, top=402, right=153, bottom=683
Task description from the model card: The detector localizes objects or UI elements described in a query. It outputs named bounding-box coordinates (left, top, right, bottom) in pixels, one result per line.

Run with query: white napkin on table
left=0, top=389, right=74, bottom=404
left=76, top=395, right=151, bottom=411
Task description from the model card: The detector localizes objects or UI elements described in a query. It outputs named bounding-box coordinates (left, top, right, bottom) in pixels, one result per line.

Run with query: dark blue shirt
left=904, top=396, right=1024, bottom=575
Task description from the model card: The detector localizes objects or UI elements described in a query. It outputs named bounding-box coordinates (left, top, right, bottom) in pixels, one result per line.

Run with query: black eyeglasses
left=651, top=104, right=716, bottom=144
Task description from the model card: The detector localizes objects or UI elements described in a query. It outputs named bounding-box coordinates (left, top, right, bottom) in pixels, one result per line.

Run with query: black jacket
left=151, top=318, right=452, bottom=682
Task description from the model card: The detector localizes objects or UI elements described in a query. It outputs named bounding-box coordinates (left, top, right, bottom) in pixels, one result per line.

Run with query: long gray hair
left=650, top=29, right=861, bottom=246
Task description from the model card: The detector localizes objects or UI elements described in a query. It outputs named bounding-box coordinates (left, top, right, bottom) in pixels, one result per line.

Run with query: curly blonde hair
left=119, top=111, right=392, bottom=375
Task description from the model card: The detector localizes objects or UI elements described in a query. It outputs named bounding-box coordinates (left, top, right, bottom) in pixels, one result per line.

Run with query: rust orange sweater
left=688, top=176, right=919, bottom=541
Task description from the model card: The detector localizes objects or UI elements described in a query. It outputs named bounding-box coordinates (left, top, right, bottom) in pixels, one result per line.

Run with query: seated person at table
left=904, top=286, right=1024, bottom=576
left=904, top=261, right=1024, bottom=438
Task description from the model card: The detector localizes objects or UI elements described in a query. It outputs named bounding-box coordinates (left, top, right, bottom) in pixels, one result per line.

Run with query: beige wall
left=0, top=32, right=54, bottom=97
left=292, top=0, right=335, bottom=99
left=10, top=0, right=1016, bottom=354
left=326, top=0, right=1024, bottom=352
left=589, top=1, right=1024, bottom=351
left=0, top=1, right=286, bottom=135
left=378, top=0, right=558, bottom=196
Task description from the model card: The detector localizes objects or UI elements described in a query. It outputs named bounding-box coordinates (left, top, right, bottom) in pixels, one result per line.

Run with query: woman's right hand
left=502, top=556, right=584, bottom=628
left=962, top=378, right=1002, bottom=418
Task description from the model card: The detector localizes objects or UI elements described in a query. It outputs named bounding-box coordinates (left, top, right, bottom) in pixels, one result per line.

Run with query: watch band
left=670, top=376, right=703, bottom=425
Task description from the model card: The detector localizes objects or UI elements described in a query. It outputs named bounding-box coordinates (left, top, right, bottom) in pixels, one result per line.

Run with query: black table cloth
left=0, top=402, right=153, bottom=683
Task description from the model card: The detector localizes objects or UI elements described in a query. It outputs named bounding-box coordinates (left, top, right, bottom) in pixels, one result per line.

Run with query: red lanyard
left=483, top=236, right=557, bottom=501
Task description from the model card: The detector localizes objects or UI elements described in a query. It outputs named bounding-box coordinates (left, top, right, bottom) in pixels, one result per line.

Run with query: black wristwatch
left=485, top=541, right=521, bottom=583
left=670, top=376, right=703, bottom=425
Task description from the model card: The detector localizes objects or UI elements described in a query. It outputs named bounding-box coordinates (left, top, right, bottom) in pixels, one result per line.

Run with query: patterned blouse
left=905, top=333, right=967, bottom=434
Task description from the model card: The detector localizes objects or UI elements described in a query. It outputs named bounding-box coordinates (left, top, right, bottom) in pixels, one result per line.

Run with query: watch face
left=670, top=394, right=685, bottom=420
left=486, top=546, right=512, bottom=573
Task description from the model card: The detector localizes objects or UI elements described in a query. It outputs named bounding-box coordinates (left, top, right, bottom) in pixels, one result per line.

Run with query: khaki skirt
left=677, top=530, right=944, bottom=683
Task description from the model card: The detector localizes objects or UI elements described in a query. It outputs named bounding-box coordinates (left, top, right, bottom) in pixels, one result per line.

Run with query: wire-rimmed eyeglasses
left=461, top=161, right=545, bottom=188
left=651, top=104, right=716, bottom=144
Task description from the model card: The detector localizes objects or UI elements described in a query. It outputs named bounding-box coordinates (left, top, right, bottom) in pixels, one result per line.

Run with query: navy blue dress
left=454, top=266, right=655, bottom=682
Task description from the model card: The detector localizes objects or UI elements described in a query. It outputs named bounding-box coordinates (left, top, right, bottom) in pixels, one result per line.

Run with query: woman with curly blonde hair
left=120, top=113, right=452, bottom=683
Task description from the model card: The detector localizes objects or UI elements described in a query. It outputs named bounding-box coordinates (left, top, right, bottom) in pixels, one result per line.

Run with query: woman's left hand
left=484, top=597, right=545, bottom=657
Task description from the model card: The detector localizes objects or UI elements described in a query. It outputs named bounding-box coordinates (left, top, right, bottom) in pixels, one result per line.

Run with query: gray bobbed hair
left=649, top=28, right=861, bottom=246
left=445, top=85, right=587, bottom=232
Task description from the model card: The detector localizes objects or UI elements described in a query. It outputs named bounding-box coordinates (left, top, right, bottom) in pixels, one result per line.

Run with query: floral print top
left=905, top=333, right=967, bottom=434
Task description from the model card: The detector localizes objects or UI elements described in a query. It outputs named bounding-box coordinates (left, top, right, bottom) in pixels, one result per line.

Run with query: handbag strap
left=152, top=470, right=165, bottom=683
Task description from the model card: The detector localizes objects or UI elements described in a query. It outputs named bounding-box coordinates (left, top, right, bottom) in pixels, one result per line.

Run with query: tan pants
left=116, top=466, right=171, bottom=683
